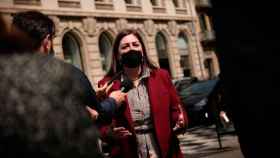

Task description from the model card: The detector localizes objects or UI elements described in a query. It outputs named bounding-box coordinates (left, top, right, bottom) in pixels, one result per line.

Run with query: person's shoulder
left=47, top=56, right=83, bottom=73
left=98, top=76, right=112, bottom=86
left=151, top=68, right=169, bottom=77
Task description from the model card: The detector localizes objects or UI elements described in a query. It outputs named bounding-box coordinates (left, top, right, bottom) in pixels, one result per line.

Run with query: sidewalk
left=178, top=125, right=244, bottom=158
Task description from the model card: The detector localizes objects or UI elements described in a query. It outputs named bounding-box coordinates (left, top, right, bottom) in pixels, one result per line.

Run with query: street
left=178, top=125, right=244, bottom=158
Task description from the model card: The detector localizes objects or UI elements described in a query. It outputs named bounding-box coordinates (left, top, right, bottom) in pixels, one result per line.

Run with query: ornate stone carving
left=168, top=21, right=178, bottom=36
left=115, top=19, right=127, bottom=31
left=186, top=22, right=196, bottom=36
left=144, top=20, right=155, bottom=36
left=68, top=21, right=74, bottom=30
left=82, top=18, right=97, bottom=36
left=49, top=16, right=61, bottom=34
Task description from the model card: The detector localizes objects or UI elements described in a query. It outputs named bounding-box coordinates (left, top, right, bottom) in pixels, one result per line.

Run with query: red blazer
left=98, top=69, right=188, bottom=158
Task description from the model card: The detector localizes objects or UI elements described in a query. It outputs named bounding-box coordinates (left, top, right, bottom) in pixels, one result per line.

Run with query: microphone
left=107, top=70, right=123, bottom=85
left=120, top=78, right=134, bottom=93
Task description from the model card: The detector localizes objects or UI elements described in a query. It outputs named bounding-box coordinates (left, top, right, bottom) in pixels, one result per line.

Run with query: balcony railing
left=58, top=0, right=81, bottom=8
left=126, top=4, right=142, bottom=12
left=175, top=8, right=188, bottom=14
left=152, top=6, right=166, bottom=13
left=200, top=30, right=215, bottom=42
left=195, top=0, right=212, bottom=8
left=95, top=1, right=114, bottom=10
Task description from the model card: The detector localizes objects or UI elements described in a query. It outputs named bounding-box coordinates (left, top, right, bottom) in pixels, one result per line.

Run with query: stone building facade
left=0, top=0, right=220, bottom=87
left=194, top=0, right=219, bottom=79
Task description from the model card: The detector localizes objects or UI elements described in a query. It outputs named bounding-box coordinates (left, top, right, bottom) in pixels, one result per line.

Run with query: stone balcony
left=195, top=0, right=212, bottom=8
left=126, top=4, right=142, bottom=12
left=95, top=1, right=114, bottom=10
left=200, top=30, right=215, bottom=42
left=13, top=0, right=41, bottom=6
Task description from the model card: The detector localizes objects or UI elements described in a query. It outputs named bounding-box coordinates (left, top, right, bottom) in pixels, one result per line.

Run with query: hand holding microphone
left=96, top=70, right=123, bottom=101
left=109, top=78, right=134, bottom=106
left=107, top=72, right=134, bottom=107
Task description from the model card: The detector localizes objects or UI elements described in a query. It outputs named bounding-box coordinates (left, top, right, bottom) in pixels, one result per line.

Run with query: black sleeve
left=71, top=66, right=116, bottom=124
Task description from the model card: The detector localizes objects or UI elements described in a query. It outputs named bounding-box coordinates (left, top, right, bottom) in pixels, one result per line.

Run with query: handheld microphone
left=107, top=70, right=123, bottom=85
left=120, top=79, right=134, bottom=93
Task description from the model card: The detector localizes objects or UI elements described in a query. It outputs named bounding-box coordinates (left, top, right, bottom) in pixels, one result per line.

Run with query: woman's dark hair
left=106, top=29, right=158, bottom=77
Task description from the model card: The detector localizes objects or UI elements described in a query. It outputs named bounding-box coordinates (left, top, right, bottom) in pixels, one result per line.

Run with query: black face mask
left=120, top=50, right=143, bottom=68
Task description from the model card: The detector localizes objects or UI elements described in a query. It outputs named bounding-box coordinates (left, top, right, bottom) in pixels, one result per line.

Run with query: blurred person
left=1, top=15, right=103, bottom=158
left=98, top=29, right=188, bottom=158
left=10, top=10, right=126, bottom=122
left=211, top=1, right=267, bottom=157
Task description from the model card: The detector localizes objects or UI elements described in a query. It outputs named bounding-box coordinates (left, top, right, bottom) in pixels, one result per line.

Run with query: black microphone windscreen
left=107, top=70, right=123, bottom=85
left=121, top=79, right=134, bottom=93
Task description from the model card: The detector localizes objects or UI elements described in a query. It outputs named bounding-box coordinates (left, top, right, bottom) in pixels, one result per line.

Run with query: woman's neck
left=124, top=66, right=142, bottom=81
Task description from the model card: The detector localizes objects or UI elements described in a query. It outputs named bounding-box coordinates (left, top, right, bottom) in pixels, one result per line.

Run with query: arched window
left=156, top=32, right=171, bottom=73
left=177, top=32, right=191, bottom=77
left=99, top=32, right=113, bottom=72
left=151, top=0, right=157, bottom=6
left=204, top=58, right=214, bottom=79
left=62, top=32, right=84, bottom=70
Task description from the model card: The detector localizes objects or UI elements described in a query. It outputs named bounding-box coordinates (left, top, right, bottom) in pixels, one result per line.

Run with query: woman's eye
left=121, top=45, right=128, bottom=49
left=133, top=42, right=140, bottom=47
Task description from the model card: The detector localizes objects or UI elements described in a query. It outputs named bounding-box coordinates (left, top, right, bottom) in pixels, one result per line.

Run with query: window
left=95, top=0, right=114, bottom=10
left=95, top=0, right=112, bottom=3
left=126, top=0, right=142, bottom=12
left=151, top=0, right=166, bottom=13
left=156, top=32, right=171, bottom=73
left=177, top=33, right=191, bottom=77
left=156, top=33, right=168, bottom=59
left=199, top=14, right=207, bottom=31
left=204, top=58, right=214, bottom=79
left=14, top=0, right=41, bottom=5
left=173, top=0, right=179, bottom=8
left=125, top=0, right=133, bottom=4
left=99, top=32, right=113, bottom=71
left=58, top=0, right=81, bottom=8
left=62, top=33, right=84, bottom=70
left=151, top=0, right=157, bottom=6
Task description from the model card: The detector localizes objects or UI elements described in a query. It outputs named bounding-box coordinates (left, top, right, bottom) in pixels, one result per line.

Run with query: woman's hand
left=173, top=106, right=187, bottom=135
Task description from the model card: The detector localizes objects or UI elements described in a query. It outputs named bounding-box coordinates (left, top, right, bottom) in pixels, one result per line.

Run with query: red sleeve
left=98, top=76, right=111, bottom=88
left=158, top=69, right=188, bottom=128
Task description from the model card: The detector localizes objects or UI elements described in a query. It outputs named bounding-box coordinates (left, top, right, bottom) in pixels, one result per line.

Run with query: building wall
left=0, top=0, right=213, bottom=87
left=194, top=0, right=220, bottom=79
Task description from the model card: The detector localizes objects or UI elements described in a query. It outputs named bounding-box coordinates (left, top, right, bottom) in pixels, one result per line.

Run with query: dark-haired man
left=10, top=10, right=126, bottom=122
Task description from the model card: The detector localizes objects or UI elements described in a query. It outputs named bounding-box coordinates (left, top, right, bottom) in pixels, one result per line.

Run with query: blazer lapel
left=113, top=80, right=134, bottom=132
left=147, top=72, right=170, bottom=158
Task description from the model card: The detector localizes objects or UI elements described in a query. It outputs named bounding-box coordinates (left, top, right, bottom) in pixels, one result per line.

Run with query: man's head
left=12, top=11, right=55, bottom=54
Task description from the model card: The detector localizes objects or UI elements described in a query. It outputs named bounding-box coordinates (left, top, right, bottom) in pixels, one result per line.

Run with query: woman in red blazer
left=98, top=29, right=188, bottom=158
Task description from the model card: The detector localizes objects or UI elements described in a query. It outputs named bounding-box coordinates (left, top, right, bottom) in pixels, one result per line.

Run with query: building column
left=204, top=14, right=212, bottom=31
